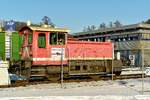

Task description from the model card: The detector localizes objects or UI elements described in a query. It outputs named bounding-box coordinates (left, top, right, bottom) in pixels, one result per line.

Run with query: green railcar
left=11, top=32, right=21, bottom=61
left=0, top=31, right=21, bottom=61
left=0, top=32, right=5, bottom=60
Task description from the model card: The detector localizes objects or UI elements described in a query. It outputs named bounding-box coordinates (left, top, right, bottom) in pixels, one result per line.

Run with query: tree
left=88, top=26, right=91, bottom=31
left=114, top=20, right=122, bottom=27
left=91, top=25, right=96, bottom=30
left=42, top=16, right=55, bottom=27
left=145, top=19, right=150, bottom=24
left=99, top=22, right=106, bottom=29
left=109, top=21, right=113, bottom=28
left=83, top=26, right=87, bottom=32
left=15, top=21, right=26, bottom=31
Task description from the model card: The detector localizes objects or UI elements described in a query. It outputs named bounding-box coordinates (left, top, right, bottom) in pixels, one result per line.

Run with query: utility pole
left=61, top=48, right=64, bottom=88
left=112, top=60, right=114, bottom=80
left=112, top=43, right=114, bottom=81
left=141, top=42, right=144, bottom=95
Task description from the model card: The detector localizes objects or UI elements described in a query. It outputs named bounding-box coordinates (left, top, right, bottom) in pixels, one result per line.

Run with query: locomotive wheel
left=25, top=67, right=31, bottom=79
left=47, top=74, right=60, bottom=82
left=47, top=77, right=60, bottom=82
left=89, top=75, right=100, bottom=80
left=114, top=71, right=121, bottom=76
left=21, top=67, right=31, bottom=80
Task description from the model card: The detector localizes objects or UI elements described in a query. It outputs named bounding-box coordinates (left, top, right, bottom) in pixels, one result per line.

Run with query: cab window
left=49, top=32, right=65, bottom=45
left=28, top=33, right=32, bottom=44
left=50, top=33, right=57, bottom=45
left=21, top=35, right=25, bottom=45
left=38, top=33, right=46, bottom=48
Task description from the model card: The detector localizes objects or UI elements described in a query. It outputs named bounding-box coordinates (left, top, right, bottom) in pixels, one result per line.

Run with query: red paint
left=67, top=40, right=113, bottom=59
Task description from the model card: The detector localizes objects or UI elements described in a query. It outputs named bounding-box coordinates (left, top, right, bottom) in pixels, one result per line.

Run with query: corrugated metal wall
left=115, top=41, right=141, bottom=50
left=115, top=40, right=150, bottom=67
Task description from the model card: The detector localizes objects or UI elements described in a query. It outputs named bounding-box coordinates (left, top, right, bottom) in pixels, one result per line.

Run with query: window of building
left=111, top=39, right=114, bottom=42
left=38, top=33, right=46, bottom=48
left=133, top=37, right=138, bottom=40
left=128, top=36, right=138, bottom=41
left=49, top=32, right=65, bottom=45
left=90, top=38, right=94, bottom=41
left=142, top=33, right=150, bottom=40
left=128, top=37, right=130, bottom=40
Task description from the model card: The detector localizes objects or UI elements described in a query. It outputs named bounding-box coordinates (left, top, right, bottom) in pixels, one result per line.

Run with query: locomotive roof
left=19, top=26, right=70, bottom=32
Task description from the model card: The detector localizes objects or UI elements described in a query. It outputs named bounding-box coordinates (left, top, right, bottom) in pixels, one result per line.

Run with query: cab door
left=21, top=30, right=33, bottom=60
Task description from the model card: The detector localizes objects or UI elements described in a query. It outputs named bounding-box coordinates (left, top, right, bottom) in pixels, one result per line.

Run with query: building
left=73, top=23, right=150, bottom=67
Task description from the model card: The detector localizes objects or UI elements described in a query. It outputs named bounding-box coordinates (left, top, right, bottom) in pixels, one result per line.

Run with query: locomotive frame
left=0, top=25, right=122, bottom=81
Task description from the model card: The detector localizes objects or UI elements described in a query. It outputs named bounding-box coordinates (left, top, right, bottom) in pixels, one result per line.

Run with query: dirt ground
left=0, top=77, right=150, bottom=100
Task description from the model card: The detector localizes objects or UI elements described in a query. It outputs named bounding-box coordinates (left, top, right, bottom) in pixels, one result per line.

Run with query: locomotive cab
left=19, top=26, right=69, bottom=79
left=19, top=26, right=69, bottom=61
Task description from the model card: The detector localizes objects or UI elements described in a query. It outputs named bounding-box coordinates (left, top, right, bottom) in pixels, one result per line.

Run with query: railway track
left=115, top=74, right=143, bottom=80
left=0, top=74, right=149, bottom=88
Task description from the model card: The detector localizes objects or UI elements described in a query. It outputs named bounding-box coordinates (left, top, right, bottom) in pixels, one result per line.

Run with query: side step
left=69, top=72, right=107, bottom=76
left=30, top=67, right=47, bottom=80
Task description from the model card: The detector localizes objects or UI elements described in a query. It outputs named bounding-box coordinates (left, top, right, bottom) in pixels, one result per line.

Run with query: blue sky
left=0, top=0, right=150, bottom=33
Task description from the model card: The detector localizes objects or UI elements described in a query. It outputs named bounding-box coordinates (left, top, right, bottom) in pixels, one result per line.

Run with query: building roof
left=73, top=23, right=150, bottom=36
left=19, top=25, right=70, bottom=33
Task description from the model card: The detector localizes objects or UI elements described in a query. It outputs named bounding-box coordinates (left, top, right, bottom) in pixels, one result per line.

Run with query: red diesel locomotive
left=13, top=25, right=122, bottom=80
